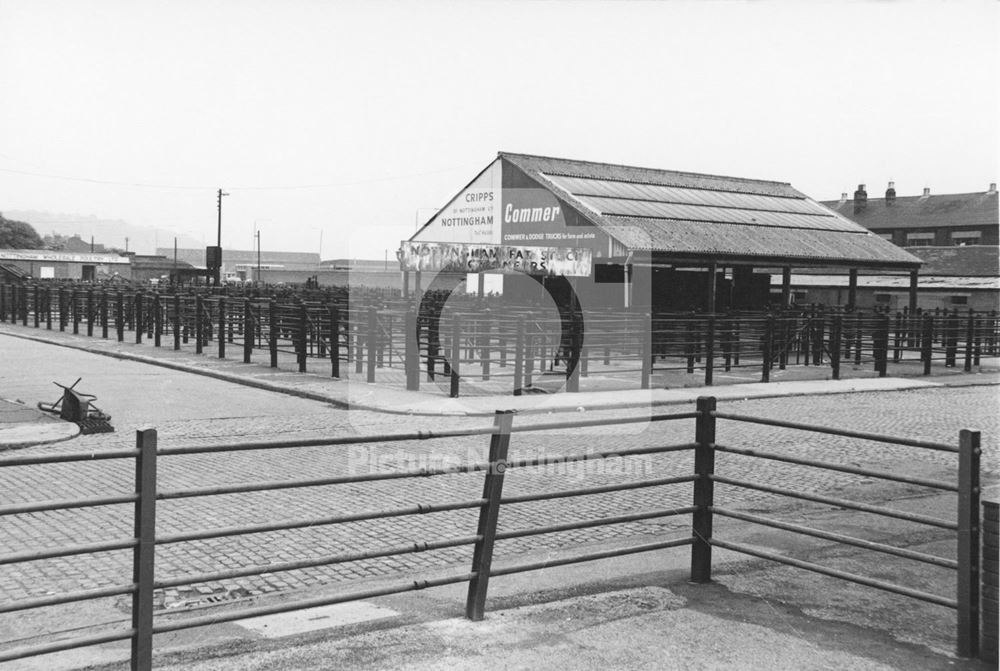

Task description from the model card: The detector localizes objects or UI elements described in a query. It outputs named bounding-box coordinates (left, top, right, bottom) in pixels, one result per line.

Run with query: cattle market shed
left=403, top=152, right=923, bottom=314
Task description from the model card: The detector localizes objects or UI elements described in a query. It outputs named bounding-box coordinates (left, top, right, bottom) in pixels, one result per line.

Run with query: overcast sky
left=1, top=0, right=996, bottom=259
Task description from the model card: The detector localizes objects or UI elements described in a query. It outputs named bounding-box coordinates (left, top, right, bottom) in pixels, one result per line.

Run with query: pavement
left=1, top=321, right=999, bottom=669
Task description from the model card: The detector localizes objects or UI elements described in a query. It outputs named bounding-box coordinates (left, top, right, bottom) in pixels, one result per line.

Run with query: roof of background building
left=820, top=189, right=998, bottom=231
left=500, top=153, right=921, bottom=268
left=906, top=245, right=999, bottom=277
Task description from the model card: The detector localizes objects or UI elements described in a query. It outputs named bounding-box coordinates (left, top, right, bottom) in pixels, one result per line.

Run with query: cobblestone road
left=1, top=335, right=997, bottom=633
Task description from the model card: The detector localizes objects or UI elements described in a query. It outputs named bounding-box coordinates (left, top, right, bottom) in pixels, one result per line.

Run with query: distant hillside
left=5, top=209, right=201, bottom=255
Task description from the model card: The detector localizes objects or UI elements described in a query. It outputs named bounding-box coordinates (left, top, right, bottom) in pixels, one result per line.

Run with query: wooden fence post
left=405, top=308, right=419, bottom=391
left=957, top=429, right=981, bottom=658
left=465, top=410, right=515, bottom=621
left=131, top=428, right=158, bottom=671
left=691, top=396, right=717, bottom=583
left=964, top=311, right=974, bottom=372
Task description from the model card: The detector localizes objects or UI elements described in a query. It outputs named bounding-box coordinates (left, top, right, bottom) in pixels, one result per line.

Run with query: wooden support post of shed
left=909, top=269, right=919, bottom=313
left=477, top=272, right=485, bottom=299
left=403, top=270, right=410, bottom=299
left=414, top=271, right=422, bottom=296
left=848, top=269, right=858, bottom=311
left=781, top=267, right=791, bottom=308
left=705, top=262, right=717, bottom=314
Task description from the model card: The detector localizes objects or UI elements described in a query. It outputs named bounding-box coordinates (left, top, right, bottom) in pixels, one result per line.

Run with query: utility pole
left=255, top=230, right=261, bottom=284
left=214, top=188, right=229, bottom=286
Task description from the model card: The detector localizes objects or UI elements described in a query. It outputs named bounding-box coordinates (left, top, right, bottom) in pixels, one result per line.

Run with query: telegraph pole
left=214, top=188, right=229, bottom=286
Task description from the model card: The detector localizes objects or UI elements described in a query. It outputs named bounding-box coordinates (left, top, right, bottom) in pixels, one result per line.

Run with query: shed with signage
left=402, top=152, right=923, bottom=313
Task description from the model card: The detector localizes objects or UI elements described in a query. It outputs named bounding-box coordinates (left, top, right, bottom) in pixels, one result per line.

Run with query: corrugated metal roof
left=600, top=217, right=920, bottom=265
left=500, top=152, right=920, bottom=268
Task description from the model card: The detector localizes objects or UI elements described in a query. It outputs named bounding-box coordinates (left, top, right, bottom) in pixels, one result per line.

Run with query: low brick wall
left=983, top=495, right=998, bottom=663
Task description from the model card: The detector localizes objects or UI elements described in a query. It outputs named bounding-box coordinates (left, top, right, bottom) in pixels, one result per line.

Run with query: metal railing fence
left=2, top=282, right=998, bottom=397
left=0, top=398, right=985, bottom=667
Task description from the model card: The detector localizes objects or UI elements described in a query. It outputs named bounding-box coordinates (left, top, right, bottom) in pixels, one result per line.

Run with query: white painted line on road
left=236, top=602, right=399, bottom=638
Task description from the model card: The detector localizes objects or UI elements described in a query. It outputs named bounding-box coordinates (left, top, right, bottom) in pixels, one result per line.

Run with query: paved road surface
left=1, top=334, right=997, bottom=660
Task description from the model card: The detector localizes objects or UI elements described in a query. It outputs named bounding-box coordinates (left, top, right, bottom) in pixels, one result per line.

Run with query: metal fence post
left=100, top=290, right=108, bottom=338
left=513, top=316, right=525, bottom=396
left=922, top=314, right=934, bottom=375
left=964, top=311, right=974, bottom=373
left=116, top=292, right=124, bottom=342
left=450, top=312, right=461, bottom=398
left=173, top=294, right=181, bottom=351
left=132, top=428, right=158, bottom=671
left=367, top=306, right=377, bottom=383
left=957, top=429, right=981, bottom=658
left=219, top=297, right=227, bottom=359
left=405, top=308, right=419, bottom=391
left=269, top=299, right=278, bottom=368
left=875, top=315, right=890, bottom=377
left=641, top=312, right=652, bottom=389
left=243, top=299, right=253, bottom=363
left=134, top=292, right=143, bottom=344
left=691, top=396, right=717, bottom=583
left=465, top=410, right=515, bottom=621
left=84, top=289, right=93, bottom=335
left=761, top=314, right=773, bottom=383
left=153, top=294, right=161, bottom=348
left=830, top=314, right=842, bottom=380
left=330, top=305, right=340, bottom=378
left=704, top=316, right=715, bottom=386
left=72, top=288, right=80, bottom=334
left=194, top=295, right=203, bottom=354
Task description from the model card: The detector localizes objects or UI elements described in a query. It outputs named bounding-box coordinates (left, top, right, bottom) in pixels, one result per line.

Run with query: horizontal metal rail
left=156, top=461, right=493, bottom=500
left=0, top=537, right=137, bottom=565
left=155, top=534, right=481, bottom=590
left=0, top=449, right=139, bottom=466
left=714, top=444, right=958, bottom=492
left=0, top=493, right=138, bottom=516
left=710, top=538, right=957, bottom=609
left=500, top=475, right=696, bottom=505
left=711, top=475, right=957, bottom=530
left=509, top=442, right=696, bottom=470
left=157, top=425, right=498, bottom=455
left=157, top=498, right=487, bottom=544
left=0, top=583, right=136, bottom=614
left=507, top=411, right=699, bottom=433
left=495, top=506, right=697, bottom=540
left=711, top=411, right=957, bottom=453
left=489, top=536, right=693, bottom=577
left=712, top=507, right=958, bottom=569
left=0, top=628, right=135, bottom=664
left=152, top=571, right=476, bottom=635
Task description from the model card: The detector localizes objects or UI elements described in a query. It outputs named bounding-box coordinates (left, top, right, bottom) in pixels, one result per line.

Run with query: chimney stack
left=839, top=192, right=848, bottom=205
left=989, top=183, right=997, bottom=193
left=853, top=183, right=868, bottom=214
left=921, top=187, right=930, bottom=198
left=885, top=181, right=896, bottom=205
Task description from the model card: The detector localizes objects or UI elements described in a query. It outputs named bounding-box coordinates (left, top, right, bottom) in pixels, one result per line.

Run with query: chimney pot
left=853, top=183, right=868, bottom=214
left=990, top=183, right=997, bottom=193
left=885, top=181, right=896, bottom=205
left=922, top=187, right=930, bottom=197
